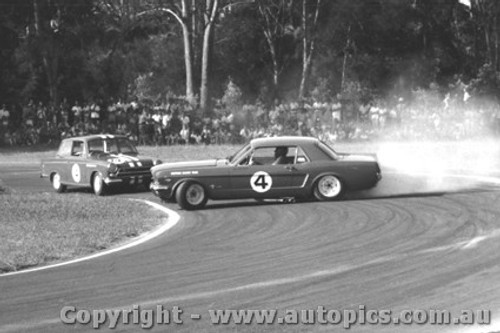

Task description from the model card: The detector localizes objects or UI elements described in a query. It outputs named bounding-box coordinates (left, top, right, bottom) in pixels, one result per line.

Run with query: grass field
left=0, top=141, right=383, bottom=165
left=0, top=192, right=165, bottom=273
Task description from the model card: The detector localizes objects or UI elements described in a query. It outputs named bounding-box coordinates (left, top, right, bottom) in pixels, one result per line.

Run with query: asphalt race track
left=1, top=163, right=500, bottom=332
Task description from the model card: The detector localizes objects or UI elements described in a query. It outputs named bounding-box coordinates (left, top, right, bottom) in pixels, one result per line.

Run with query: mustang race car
left=151, top=136, right=381, bottom=210
left=41, top=135, right=161, bottom=195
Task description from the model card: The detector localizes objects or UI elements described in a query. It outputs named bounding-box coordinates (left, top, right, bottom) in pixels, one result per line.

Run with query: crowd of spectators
left=1, top=90, right=500, bottom=147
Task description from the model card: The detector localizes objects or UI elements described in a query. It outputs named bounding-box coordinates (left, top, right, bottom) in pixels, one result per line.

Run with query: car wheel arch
left=172, top=177, right=208, bottom=197
left=312, top=172, right=347, bottom=188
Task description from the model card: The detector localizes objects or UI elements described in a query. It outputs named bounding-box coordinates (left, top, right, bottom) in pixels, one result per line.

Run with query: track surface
left=1, top=164, right=500, bottom=332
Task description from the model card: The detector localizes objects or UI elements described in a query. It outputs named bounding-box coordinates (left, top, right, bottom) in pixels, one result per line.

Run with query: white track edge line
left=0, top=199, right=179, bottom=278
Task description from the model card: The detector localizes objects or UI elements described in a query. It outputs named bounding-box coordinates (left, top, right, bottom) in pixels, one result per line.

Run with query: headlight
left=108, top=163, right=118, bottom=173
left=153, top=159, right=162, bottom=166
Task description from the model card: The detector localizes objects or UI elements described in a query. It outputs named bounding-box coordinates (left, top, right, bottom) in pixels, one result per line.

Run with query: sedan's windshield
left=88, top=138, right=138, bottom=155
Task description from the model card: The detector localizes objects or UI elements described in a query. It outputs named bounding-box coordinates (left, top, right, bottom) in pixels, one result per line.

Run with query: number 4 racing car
left=150, top=136, right=382, bottom=210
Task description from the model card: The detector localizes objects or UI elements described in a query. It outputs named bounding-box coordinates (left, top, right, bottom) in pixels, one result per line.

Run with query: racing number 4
left=250, top=171, right=273, bottom=193
left=254, top=175, right=268, bottom=190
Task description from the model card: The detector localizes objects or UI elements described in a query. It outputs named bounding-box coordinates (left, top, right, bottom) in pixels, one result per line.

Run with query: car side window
left=71, top=141, right=84, bottom=157
left=295, top=147, right=310, bottom=164
left=57, top=140, right=72, bottom=157
left=246, top=146, right=297, bottom=165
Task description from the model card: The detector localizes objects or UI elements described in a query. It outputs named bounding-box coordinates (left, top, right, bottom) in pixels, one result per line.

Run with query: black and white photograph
left=1, top=0, right=500, bottom=332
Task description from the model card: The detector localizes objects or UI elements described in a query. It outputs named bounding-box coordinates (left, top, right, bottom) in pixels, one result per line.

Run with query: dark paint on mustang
left=41, top=135, right=161, bottom=195
left=151, top=136, right=381, bottom=210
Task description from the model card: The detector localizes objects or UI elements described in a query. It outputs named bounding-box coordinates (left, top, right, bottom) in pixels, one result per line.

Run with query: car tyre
left=176, top=181, right=208, bottom=210
left=52, top=173, right=66, bottom=193
left=92, top=172, right=108, bottom=196
left=313, top=175, right=344, bottom=201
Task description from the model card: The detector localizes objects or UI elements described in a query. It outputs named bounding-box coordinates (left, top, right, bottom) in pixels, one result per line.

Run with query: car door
left=49, top=139, right=72, bottom=183
left=230, top=146, right=293, bottom=198
left=288, top=145, right=311, bottom=189
left=65, top=140, right=88, bottom=186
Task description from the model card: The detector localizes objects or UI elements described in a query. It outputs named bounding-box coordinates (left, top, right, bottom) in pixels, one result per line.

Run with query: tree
left=255, top=0, right=297, bottom=99
left=470, top=0, right=500, bottom=70
left=142, top=0, right=196, bottom=104
left=199, top=0, right=220, bottom=113
left=299, top=0, right=321, bottom=99
left=15, top=0, right=96, bottom=105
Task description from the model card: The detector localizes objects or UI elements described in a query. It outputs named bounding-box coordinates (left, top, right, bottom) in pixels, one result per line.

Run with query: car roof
left=62, top=134, right=127, bottom=142
left=250, top=136, right=319, bottom=148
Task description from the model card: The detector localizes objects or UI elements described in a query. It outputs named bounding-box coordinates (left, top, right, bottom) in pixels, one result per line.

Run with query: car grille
left=116, top=166, right=152, bottom=177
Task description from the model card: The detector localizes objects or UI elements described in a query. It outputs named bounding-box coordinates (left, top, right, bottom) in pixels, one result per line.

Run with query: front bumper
left=150, top=180, right=173, bottom=199
left=150, top=182, right=170, bottom=191
left=105, top=175, right=151, bottom=185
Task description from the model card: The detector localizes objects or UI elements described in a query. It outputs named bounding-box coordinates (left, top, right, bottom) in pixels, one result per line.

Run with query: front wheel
left=52, top=173, right=66, bottom=193
left=92, top=172, right=108, bottom=196
left=175, top=181, right=208, bottom=210
left=313, top=175, right=344, bottom=201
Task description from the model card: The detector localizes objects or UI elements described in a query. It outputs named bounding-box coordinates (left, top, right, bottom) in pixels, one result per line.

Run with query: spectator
left=0, top=104, right=9, bottom=128
left=71, top=101, right=82, bottom=124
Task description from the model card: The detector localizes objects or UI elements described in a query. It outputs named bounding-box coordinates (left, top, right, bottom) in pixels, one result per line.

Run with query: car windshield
left=88, top=138, right=138, bottom=155
left=228, top=144, right=252, bottom=164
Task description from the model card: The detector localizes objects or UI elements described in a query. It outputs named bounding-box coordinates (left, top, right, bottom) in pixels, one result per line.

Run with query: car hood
left=151, top=159, right=229, bottom=174
left=92, top=152, right=154, bottom=166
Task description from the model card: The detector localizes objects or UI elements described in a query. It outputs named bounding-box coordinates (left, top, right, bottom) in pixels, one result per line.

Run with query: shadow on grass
left=62, top=184, right=150, bottom=196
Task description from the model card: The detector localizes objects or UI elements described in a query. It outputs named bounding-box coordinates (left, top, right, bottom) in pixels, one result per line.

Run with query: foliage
left=1, top=0, right=500, bottom=109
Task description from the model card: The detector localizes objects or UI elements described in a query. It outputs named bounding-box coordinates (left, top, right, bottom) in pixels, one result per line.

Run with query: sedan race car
left=41, top=135, right=162, bottom=195
left=151, top=136, right=381, bottom=210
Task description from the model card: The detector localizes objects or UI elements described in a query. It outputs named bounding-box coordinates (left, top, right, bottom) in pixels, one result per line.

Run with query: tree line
left=1, top=0, right=500, bottom=114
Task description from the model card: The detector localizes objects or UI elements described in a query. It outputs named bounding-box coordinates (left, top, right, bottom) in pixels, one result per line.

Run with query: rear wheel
left=176, top=181, right=208, bottom=210
left=313, top=175, right=343, bottom=201
left=51, top=173, right=66, bottom=193
left=92, top=172, right=107, bottom=196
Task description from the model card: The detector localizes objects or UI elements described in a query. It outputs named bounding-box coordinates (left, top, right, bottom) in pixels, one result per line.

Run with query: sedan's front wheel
left=92, top=172, right=108, bottom=196
left=176, top=181, right=208, bottom=210
left=313, top=175, right=344, bottom=201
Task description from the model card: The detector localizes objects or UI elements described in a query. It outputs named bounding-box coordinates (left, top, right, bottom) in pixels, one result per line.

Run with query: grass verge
left=0, top=141, right=381, bottom=165
left=2, top=139, right=498, bottom=165
left=0, top=192, right=165, bottom=273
